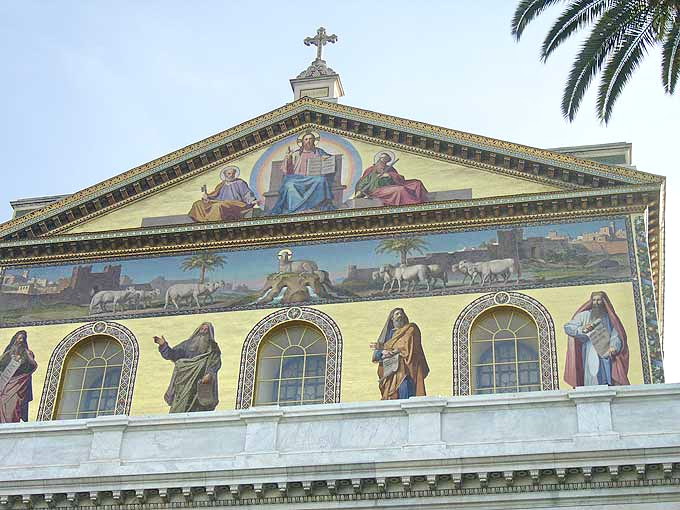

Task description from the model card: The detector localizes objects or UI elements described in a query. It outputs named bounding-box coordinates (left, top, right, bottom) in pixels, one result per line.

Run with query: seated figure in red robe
left=354, top=151, right=428, bottom=206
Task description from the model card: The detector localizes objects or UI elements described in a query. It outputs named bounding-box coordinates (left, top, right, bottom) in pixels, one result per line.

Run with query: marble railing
left=0, top=384, right=679, bottom=508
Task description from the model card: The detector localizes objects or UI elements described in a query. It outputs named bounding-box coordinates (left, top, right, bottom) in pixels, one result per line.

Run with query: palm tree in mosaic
left=511, top=0, right=680, bottom=123
left=375, top=238, right=429, bottom=265
left=181, top=253, right=226, bottom=284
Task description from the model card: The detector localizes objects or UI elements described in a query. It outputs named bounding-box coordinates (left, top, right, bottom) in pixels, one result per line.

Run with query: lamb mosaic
left=0, top=217, right=634, bottom=326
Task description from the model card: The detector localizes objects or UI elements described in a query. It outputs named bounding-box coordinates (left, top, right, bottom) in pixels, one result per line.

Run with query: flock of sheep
left=87, top=250, right=522, bottom=315
left=88, top=281, right=226, bottom=315
left=372, top=258, right=520, bottom=293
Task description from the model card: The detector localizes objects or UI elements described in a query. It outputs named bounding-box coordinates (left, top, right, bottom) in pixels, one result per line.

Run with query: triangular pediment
left=0, top=97, right=662, bottom=240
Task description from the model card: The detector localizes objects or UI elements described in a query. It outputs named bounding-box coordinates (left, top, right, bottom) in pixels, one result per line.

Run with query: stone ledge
left=0, top=385, right=678, bottom=508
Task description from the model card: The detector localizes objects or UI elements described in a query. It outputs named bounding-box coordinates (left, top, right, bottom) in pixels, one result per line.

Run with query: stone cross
left=304, top=27, right=338, bottom=62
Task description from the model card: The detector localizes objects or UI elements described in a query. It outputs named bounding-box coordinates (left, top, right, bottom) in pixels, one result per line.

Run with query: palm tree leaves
left=564, top=1, right=651, bottom=121
left=662, top=15, right=680, bottom=92
left=541, top=0, right=614, bottom=61
left=181, top=253, right=226, bottom=283
left=375, top=238, right=429, bottom=265
left=512, top=0, right=680, bottom=123
left=512, top=0, right=564, bottom=40
left=597, top=5, right=658, bottom=122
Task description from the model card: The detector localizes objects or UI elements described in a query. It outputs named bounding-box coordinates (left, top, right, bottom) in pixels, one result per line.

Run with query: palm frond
left=597, top=11, right=657, bottom=122
left=512, top=0, right=565, bottom=40
left=561, top=1, right=646, bottom=120
left=541, top=0, right=614, bottom=60
left=662, top=14, right=680, bottom=93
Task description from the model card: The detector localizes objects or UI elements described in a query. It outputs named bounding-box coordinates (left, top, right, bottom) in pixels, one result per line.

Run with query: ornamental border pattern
left=451, top=292, right=559, bottom=396
left=235, top=307, right=342, bottom=409
left=0, top=215, right=637, bottom=329
left=0, top=477, right=679, bottom=508
left=632, top=214, right=663, bottom=383
left=37, top=321, right=139, bottom=421
left=0, top=199, right=650, bottom=251
left=622, top=216, right=652, bottom=385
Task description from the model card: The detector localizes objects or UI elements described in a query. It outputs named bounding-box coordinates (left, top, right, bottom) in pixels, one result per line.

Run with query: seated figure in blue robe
left=270, top=132, right=336, bottom=215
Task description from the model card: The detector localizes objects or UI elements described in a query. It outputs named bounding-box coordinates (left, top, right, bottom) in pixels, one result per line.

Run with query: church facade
left=0, top=29, right=677, bottom=509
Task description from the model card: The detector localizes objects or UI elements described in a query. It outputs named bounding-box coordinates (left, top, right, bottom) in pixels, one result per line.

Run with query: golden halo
left=296, top=130, right=321, bottom=146
left=374, top=149, right=396, bottom=164
left=219, top=165, right=240, bottom=180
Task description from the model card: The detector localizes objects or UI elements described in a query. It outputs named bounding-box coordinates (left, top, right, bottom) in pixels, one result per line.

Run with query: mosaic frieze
left=0, top=217, right=636, bottom=327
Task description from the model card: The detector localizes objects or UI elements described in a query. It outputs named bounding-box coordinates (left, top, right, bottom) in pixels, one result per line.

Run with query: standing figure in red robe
left=0, top=330, right=37, bottom=423
left=563, top=291, right=629, bottom=387
left=355, top=151, right=429, bottom=206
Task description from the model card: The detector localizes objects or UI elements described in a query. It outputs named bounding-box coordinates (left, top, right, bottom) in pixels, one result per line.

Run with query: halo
left=296, top=130, right=321, bottom=146
left=374, top=149, right=396, bottom=164
left=219, top=165, right=240, bottom=180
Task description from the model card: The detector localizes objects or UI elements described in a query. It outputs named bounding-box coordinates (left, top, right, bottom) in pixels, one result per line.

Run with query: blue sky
left=0, top=2, right=677, bottom=380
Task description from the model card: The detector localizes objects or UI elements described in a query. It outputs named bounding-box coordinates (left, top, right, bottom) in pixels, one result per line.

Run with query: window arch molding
left=452, top=291, right=558, bottom=396
left=236, top=307, right=342, bottom=409
left=38, top=321, right=139, bottom=420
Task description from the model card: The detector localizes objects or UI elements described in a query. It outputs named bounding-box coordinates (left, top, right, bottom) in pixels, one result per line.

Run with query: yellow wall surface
left=65, top=132, right=560, bottom=234
left=3, top=281, right=644, bottom=421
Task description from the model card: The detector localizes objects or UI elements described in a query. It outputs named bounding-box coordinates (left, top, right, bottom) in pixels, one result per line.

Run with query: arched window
left=470, top=307, right=540, bottom=394
left=453, top=292, right=558, bottom=396
left=38, top=321, right=138, bottom=420
left=236, top=307, right=342, bottom=409
left=54, top=335, right=124, bottom=419
left=254, top=322, right=327, bottom=406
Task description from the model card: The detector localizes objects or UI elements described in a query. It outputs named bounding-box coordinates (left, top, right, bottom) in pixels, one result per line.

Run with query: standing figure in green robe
left=153, top=322, right=222, bottom=413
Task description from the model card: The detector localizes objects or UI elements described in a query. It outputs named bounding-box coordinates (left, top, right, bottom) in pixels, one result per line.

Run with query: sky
left=0, top=2, right=677, bottom=381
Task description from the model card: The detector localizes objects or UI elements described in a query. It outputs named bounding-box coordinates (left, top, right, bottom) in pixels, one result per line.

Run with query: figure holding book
left=369, top=308, right=429, bottom=400
left=0, top=330, right=37, bottom=423
left=269, top=131, right=336, bottom=214
left=355, top=151, right=428, bottom=206
left=563, top=291, right=629, bottom=387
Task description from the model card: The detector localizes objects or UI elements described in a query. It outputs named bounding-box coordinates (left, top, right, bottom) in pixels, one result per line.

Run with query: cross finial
left=304, top=27, right=338, bottom=62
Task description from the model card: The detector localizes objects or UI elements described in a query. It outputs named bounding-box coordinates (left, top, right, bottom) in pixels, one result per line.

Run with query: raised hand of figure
left=369, top=342, right=378, bottom=350
left=200, top=373, right=213, bottom=384
left=153, top=335, right=167, bottom=346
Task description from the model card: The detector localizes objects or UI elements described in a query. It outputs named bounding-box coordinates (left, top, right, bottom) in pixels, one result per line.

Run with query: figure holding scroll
left=270, top=131, right=336, bottom=215
left=563, top=291, right=629, bottom=387
left=369, top=308, right=429, bottom=400
left=0, top=330, right=37, bottom=423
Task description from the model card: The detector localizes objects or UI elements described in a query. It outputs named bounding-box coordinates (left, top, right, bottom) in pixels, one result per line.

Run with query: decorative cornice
left=0, top=98, right=662, bottom=241
left=0, top=189, right=655, bottom=264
